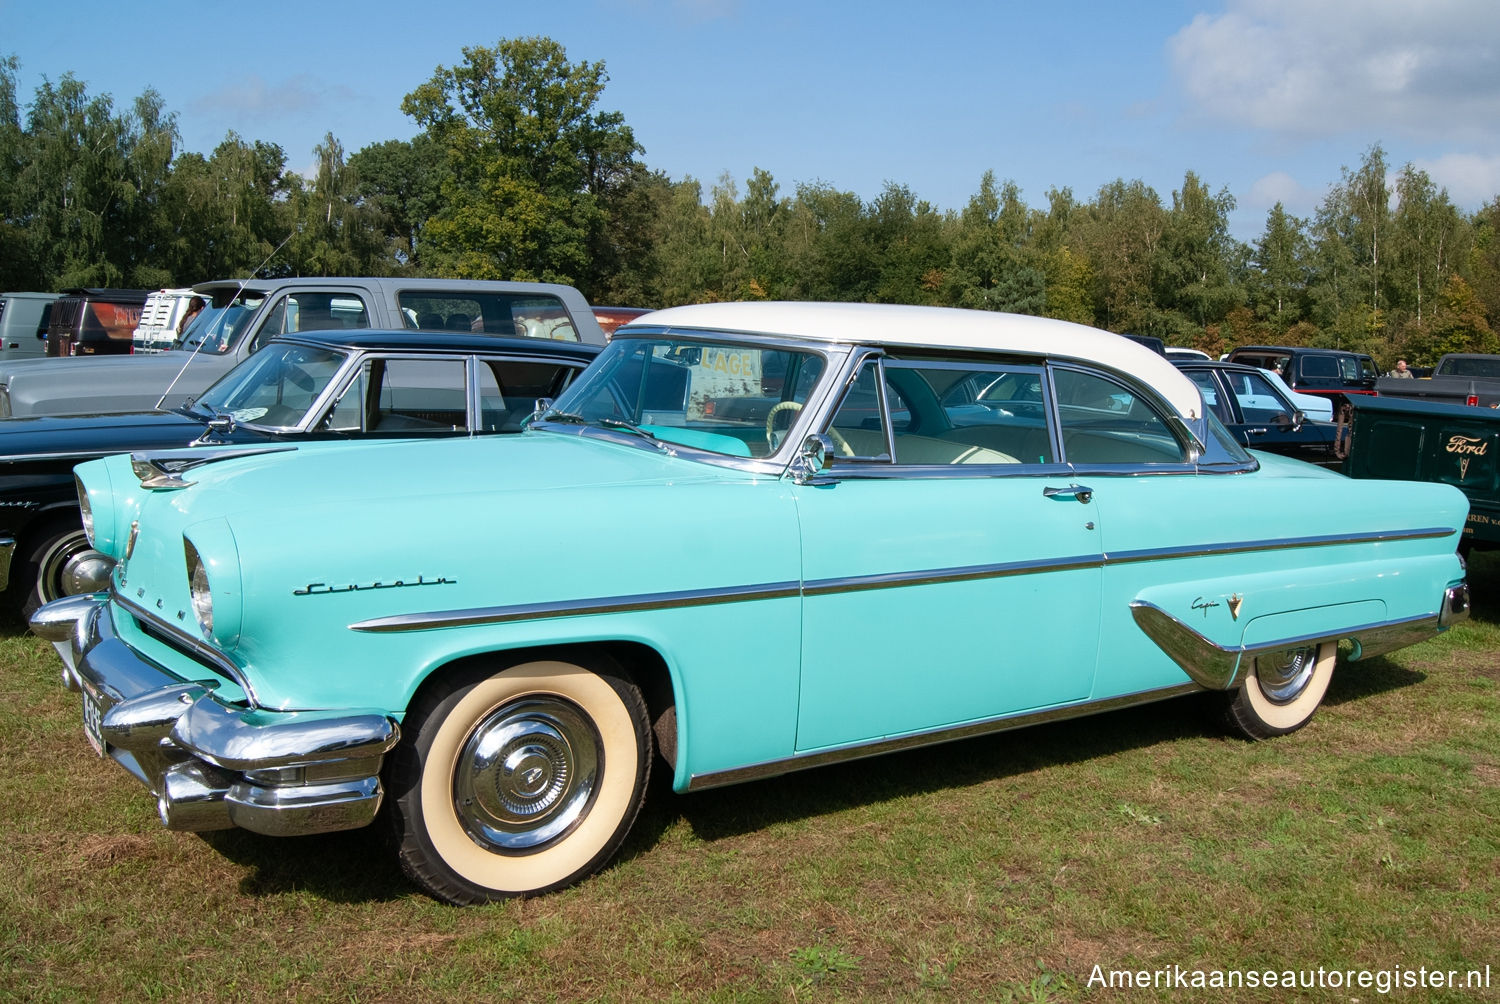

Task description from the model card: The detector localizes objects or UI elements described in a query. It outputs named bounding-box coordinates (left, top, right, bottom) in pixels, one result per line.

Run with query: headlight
left=76, top=475, right=95, bottom=546
left=185, top=539, right=213, bottom=636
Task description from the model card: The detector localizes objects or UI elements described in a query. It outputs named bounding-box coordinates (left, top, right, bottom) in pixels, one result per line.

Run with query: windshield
left=193, top=342, right=347, bottom=429
left=544, top=334, right=827, bottom=458
left=176, top=293, right=266, bottom=352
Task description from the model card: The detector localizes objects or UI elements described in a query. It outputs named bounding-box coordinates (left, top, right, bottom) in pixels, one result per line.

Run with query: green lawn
left=2, top=557, right=1497, bottom=1002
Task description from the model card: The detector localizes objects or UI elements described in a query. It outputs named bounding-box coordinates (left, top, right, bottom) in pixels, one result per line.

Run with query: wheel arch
left=402, top=639, right=682, bottom=769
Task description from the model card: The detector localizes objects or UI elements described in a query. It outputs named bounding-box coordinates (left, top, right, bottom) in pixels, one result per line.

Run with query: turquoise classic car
left=34, top=302, right=1471, bottom=905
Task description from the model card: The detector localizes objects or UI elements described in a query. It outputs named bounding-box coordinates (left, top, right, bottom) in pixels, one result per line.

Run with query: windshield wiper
left=540, top=409, right=591, bottom=425
left=598, top=418, right=657, bottom=440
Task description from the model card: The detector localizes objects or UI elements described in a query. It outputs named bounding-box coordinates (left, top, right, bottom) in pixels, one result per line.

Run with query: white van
left=131, top=288, right=205, bottom=353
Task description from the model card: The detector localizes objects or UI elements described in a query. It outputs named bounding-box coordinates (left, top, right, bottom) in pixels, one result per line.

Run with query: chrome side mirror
left=530, top=397, right=554, bottom=425
left=790, top=433, right=835, bottom=484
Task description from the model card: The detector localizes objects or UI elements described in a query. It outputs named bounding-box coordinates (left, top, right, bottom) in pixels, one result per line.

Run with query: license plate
left=82, top=691, right=104, bottom=756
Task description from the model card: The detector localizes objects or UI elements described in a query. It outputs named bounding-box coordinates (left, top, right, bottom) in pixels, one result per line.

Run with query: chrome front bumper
left=32, top=594, right=400, bottom=836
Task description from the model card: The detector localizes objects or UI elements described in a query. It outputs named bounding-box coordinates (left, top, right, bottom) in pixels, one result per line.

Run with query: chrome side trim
left=352, top=580, right=802, bottom=633
left=350, top=526, right=1458, bottom=634
left=114, top=593, right=260, bottom=707
left=1130, top=598, right=1457, bottom=690
left=1106, top=526, right=1454, bottom=565
left=685, top=683, right=1203, bottom=791
left=0, top=536, right=13, bottom=592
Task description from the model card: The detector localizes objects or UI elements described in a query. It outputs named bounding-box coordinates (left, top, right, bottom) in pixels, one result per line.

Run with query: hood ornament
left=1227, top=594, right=1243, bottom=620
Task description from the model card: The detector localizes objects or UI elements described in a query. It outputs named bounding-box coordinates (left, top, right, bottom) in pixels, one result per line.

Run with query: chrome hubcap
left=453, top=697, right=600, bottom=853
left=38, top=530, right=97, bottom=601
left=1254, top=646, right=1319, bottom=704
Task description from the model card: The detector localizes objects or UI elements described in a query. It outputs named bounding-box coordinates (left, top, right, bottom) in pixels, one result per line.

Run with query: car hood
left=0, top=410, right=209, bottom=460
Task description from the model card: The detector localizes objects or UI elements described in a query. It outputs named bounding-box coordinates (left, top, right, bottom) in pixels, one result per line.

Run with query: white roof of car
left=633, top=301, right=1202, bottom=420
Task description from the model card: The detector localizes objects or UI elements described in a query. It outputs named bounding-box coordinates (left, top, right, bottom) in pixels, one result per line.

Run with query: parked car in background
left=1164, top=347, right=1211, bottom=361
left=0, top=277, right=607, bottom=418
left=1344, top=393, right=1500, bottom=553
left=45, top=288, right=151, bottom=356
left=1173, top=359, right=1342, bottom=466
left=0, top=329, right=597, bottom=617
left=0, top=292, right=59, bottom=361
left=132, top=288, right=205, bottom=354
left=1122, top=333, right=1167, bottom=355
left=1258, top=368, right=1334, bottom=422
left=1373, top=352, right=1500, bottom=407
left=1225, top=345, right=1378, bottom=420
left=593, top=306, right=653, bottom=338
left=33, top=302, right=1469, bottom=905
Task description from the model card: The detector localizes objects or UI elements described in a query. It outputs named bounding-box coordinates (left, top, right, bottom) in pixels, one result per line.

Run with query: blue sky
left=5, top=0, right=1500, bottom=241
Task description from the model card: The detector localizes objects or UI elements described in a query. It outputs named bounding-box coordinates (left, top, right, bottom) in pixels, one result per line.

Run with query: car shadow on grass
left=620, top=660, right=1424, bottom=854
left=200, top=824, right=413, bottom=903
left=192, top=656, right=1434, bottom=903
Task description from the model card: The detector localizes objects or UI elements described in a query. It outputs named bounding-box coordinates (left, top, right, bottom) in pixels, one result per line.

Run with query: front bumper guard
left=32, top=594, right=400, bottom=836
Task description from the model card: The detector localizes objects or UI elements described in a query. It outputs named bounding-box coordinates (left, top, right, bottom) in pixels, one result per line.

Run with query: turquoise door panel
left=793, top=474, right=1103, bottom=750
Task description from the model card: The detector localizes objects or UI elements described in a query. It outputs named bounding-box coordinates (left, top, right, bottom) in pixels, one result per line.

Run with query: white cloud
left=1245, top=170, right=1324, bottom=216
left=1168, top=0, right=1500, bottom=142
left=1413, top=152, right=1500, bottom=207
left=191, top=74, right=356, bottom=124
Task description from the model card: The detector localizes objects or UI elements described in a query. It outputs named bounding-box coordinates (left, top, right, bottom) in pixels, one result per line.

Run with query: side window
left=371, top=358, right=470, bottom=433
left=1054, top=369, right=1186, bottom=464
left=828, top=362, right=891, bottom=460
left=324, top=366, right=369, bottom=432
left=1227, top=370, right=1291, bottom=424
left=830, top=360, right=1050, bottom=466
left=477, top=360, right=581, bottom=432
left=1300, top=356, right=1339, bottom=379
left=249, top=292, right=370, bottom=352
left=1184, top=369, right=1232, bottom=423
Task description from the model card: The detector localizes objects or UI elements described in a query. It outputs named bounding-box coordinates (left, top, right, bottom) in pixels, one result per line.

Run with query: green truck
left=1345, top=393, right=1500, bottom=552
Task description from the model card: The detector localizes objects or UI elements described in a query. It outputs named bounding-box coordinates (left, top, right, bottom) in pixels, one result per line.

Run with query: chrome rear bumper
left=32, top=594, right=399, bottom=836
left=1130, top=581, right=1470, bottom=691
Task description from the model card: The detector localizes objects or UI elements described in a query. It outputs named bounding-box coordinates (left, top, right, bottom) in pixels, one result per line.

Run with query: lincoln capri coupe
left=34, top=303, right=1470, bottom=904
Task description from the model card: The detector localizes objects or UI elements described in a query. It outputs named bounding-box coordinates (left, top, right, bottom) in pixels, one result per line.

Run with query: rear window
left=399, top=293, right=578, bottom=341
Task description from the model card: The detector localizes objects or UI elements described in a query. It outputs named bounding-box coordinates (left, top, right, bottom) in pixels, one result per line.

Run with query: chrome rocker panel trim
left=1129, top=582, right=1470, bottom=691
left=687, top=682, right=1204, bottom=791
left=30, top=594, right=399, bottom=836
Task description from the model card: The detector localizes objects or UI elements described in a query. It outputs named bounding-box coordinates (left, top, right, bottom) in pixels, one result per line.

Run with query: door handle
left=1043, top=484, right=1094, bottom=504
left=1245, top=427, right=1268, bottom=436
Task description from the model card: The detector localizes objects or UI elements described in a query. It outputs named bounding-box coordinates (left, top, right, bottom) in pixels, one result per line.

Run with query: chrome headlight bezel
left=76, top=474, right=95, bottom=546
left=185, top=539, right=214, bottom=637
left=181, top=521, right=243, bottom=648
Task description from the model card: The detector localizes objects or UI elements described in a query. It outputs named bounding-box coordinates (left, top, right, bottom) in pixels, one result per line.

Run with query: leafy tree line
left=4, top=40, right=1499, bottom=368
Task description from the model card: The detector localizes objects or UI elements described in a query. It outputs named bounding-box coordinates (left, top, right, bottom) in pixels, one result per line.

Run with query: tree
left=1074, top=179, right=1169, bottom=334
left=349, top=135, right=450, bottom=272
left=1160, top=171, right=1244, bottom=330
left=401, top=36, right=642, bottom=291
left=1248, top=203, right=1310, bottom=331
left=945, top=172, right=1046, bottom=315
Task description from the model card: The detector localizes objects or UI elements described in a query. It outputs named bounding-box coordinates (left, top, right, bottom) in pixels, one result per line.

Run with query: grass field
left=2, top=556, right=1497, bottom=1002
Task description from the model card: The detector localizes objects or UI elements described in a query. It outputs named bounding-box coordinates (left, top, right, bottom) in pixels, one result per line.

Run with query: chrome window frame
left=532, top=327, right=851, bottom=477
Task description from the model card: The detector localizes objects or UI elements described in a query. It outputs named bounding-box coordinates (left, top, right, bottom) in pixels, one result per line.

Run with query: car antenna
left=154, top=229, right=296, bottom=412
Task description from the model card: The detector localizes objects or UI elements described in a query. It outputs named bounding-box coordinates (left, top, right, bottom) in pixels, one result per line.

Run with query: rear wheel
left=1222, top=642, right=1336, bottom=739
left=386, top=655, right=651, bottom=904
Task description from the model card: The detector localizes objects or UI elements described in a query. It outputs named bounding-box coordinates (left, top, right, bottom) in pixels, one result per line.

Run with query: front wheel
left=17, top=519, right=108, bottom=619
left=386, top=656, right=652, bottom=904
left=1222, top=641, right=1336, bottom=739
